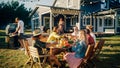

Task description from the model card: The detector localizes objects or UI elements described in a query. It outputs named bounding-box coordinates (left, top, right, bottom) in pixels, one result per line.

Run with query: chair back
left=29, top=46, right=39, bottom=58
left=91, top=39, right=105, bottom=59
left=94, top=39, right=105, bottom=51
left=84, top=45, right=94, bottom=62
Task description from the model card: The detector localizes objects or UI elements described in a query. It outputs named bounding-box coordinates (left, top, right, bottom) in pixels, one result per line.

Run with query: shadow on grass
left=99, top=53, right=120, bottom=68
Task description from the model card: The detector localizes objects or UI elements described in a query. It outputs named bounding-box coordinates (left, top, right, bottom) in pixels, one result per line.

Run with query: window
left=118, top=16, right=120, bottom=26
left=82, top=18, right=86, bottom=26
left=86, top=18, right=90, bottom=25
left=104, top=17, right=113, bottom=27
left=101, top=0, right=108, bottom=9
left=33, top=18, right=40, bottom=29
left=99, top=18, right=102, bottom=27
left=71, top=17, right=78, bottom=26
left=82, top=17, right=90, bottom=26
left=44, top=17, right=50, bottom=27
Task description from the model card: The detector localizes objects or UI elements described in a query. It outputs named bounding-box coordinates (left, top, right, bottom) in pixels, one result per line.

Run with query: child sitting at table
left=64, top=30, right=87, bottom=68
left=47, top=26, right=60, bottom=43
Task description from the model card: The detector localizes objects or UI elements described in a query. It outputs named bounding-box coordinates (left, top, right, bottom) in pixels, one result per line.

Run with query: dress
left=64, top=40, right=87, bottom=68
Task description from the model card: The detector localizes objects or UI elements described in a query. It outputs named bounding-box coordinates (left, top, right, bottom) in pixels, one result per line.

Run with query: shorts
left=18, top=33, right=25, bottom=39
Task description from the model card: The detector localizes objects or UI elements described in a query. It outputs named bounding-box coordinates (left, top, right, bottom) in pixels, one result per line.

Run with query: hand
left=13, top=32, right=16, bottom=34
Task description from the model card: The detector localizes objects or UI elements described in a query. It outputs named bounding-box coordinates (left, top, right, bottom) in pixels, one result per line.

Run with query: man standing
left=13, top=17, right=25, bottom=50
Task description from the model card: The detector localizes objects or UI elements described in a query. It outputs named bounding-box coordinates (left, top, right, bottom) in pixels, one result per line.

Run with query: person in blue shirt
left=64, top=30, right=87, bottom=68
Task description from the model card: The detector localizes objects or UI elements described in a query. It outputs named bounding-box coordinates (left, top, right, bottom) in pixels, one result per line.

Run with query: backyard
left=0, top=30, right=120, bottom=68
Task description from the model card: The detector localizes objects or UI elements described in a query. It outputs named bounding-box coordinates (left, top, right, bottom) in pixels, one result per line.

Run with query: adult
left=71, top=26, right=79, bottom=40
left=32, top=29, right=61, bottom=67
left=64, top=30, right=87, bottom=68
left=86, top=25, right=96, bottom=44
left=58, top=18, right=65, bottom=35
left=58, top=18, right=65, bottom=28
left=85, top=29, right=95, bottom=46
left=13, top=17, right=25, bottom=50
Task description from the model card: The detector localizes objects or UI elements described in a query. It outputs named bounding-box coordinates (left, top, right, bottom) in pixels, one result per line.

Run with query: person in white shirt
left=13, top=17, right=25, bottom=50
left=71, top=26, right=79, bottom=36
left=71, top=26, right=79, bottom=40
left=86, top=25, right=96, bottom=44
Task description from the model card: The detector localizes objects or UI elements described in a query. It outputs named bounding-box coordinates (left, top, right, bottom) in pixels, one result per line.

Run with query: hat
left=33, top=29, right=42, bottom=36
left=86, top=25, right=93, bottom=29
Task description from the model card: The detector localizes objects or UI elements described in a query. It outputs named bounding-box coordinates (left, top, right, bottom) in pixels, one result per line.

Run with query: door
left=97, top=17, right=103, bottom=32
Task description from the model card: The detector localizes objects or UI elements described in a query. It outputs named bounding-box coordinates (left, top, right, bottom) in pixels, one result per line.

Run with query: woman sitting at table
left=47, top=26, right=60, bottom=43
left=71, top=26, right=79, bottom=36
left=85, top=29, right=95, bottom=46
left=64, top=30, right=87, bottom=68
left=70, top=26, right=79, bottom=40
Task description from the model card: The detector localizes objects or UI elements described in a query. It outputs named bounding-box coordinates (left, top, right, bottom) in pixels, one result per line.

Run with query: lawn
left=0, top=30, right=120, bottom=68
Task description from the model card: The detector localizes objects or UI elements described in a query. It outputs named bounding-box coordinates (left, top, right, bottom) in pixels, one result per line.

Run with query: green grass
left=0, top=30, right=120, bottom=68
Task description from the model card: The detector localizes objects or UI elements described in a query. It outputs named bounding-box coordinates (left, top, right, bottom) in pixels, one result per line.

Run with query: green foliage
left=0, top=1, right=32, bottom=29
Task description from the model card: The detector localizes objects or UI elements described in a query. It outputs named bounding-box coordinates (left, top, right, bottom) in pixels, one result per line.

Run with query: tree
left=0, top=1, right=32, bottom=29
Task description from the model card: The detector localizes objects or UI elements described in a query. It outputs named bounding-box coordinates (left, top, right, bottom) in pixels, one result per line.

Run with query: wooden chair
left=79, top=45, right=94, bottom=68
left=87, top=39, right=105, bottom=68
left=23, top=39, right=32, bottom=67
left=26, top=46, right=50, bottom=68
left=92, top=39, right=105, bottom=59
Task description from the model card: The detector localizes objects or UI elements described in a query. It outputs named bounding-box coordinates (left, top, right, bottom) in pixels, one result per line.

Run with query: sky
left=0, top=0, right=36, bottom=9
left=0, top=0, right=55, bottom=9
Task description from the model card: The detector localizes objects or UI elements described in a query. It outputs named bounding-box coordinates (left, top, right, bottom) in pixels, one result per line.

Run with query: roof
left=29, top=0, right=81, bottom=17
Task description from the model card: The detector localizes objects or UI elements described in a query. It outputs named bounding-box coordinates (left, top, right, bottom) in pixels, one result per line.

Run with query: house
left=30, top=0, right=81, bottom=33
left=80, top=0, right=120, bottom=34
left=30, top=0, right=120, bottom=34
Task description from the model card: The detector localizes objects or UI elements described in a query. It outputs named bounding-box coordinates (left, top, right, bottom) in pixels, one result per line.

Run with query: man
left=13, top=17, right=25, bottom=50
left=32, top=29, right=61, bottom=67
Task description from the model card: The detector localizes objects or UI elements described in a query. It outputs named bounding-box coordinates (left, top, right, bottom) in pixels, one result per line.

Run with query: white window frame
left=82, top=16, right=91, bottom=26
left=43, top=17, right=54, bottom=27
left=117, top=15, right=120, bottom=27
left=32, top=17, right=40, bottom=29
left=43, top=17, right=50, bottom=26
left=104, top=15, right=114, bottom=27
left=82, top=16, right=86, bottom=26
left=70, top=17, right=77, bottom=26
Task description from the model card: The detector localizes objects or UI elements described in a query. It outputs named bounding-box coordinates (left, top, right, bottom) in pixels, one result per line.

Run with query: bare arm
left=14, top=26, right=20, bottom=34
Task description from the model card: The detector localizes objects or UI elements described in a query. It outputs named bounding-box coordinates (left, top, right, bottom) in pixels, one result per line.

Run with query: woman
left=71, top=26, right=79, bottom=40
left=64, top=30, right=87, bottom=68
left=85, top=29, right=95, bottom=46
left=86, top=25, right=96, bottom=44
left=58, top=18, right=65, bottom=35
left=47, top=26, right=60, bottom=43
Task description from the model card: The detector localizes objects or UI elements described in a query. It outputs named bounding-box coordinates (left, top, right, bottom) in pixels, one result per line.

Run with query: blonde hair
left=79, top=30, right=87, bottom=44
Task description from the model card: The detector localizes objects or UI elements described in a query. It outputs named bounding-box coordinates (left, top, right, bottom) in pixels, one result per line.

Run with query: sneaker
left=18, top=48, right=25, bottom=51
left=20, top=48, right=25, bottom=51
